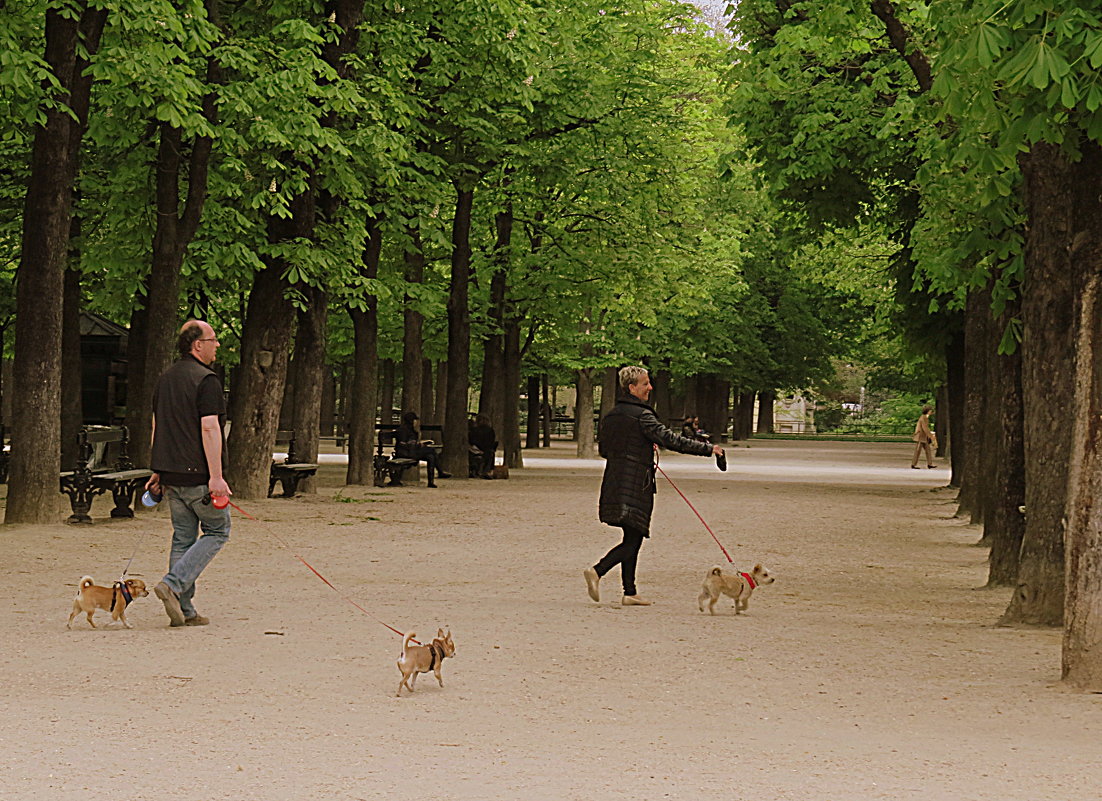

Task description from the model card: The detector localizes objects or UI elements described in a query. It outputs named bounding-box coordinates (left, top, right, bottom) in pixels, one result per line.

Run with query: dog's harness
left=428, top=641, right=444, bottom=671
left=110, top=581, right=133, bottom=613
left=739, top=572, right=757, bottom=591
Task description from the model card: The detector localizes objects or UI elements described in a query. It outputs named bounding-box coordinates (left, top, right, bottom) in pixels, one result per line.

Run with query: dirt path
left=1, top=439, right=1098, bottom=800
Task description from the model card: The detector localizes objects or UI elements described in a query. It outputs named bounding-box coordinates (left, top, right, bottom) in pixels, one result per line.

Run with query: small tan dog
left=67, top=575, right=148, bottom=629
left=396, top=628, right=455, bottom=697
left=697, top=564, right=774, bottom=615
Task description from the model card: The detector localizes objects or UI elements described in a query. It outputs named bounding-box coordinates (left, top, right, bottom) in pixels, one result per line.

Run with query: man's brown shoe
left=154, top=581, right=186, bottom=627
left=583, top=567, right=600, bottom=602
left=621, top=594, right=652, bottom=606
left=184, top=615, right=210, bottom=626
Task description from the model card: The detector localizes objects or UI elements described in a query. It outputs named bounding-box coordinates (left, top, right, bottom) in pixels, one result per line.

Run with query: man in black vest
left=145, top=320, right=232, bottom=627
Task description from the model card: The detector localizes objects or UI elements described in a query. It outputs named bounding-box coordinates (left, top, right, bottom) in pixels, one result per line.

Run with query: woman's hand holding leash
left=712, top=445, right=727, bottom=471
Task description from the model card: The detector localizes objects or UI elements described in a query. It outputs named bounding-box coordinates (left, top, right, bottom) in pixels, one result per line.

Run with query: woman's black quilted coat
left=598, top=396, right=713, bottom=535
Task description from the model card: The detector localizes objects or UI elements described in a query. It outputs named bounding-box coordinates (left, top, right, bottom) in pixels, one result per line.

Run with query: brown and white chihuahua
left=697, top=564, right=774, bottom=615
left=396, top=628, right=455, bottom=697
left=67, top=575, right=148, bottom=629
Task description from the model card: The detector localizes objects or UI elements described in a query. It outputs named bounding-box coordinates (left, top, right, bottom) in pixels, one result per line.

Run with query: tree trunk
left=6, top=4, right=106, bottom=524
left=402, top=232, right=424, bottom=417
left=503, top=310, right=521, bottom=468
left=541, top=374, right=551, bottom=447
left=289, top=284, right=327, bottom=492
left=525, top=374, right=540, bottom=448
left=1001, top=142, right=1078, bottom=627
left=934, top=384, right=948, bottom=460
left=1064, top=270, right=1102, bottom=689
left=945, top=329, right=965, bottom=488
left=420, top=358, right=434, bottom=424
left=432, top=360, right=447, bottom=426
left=346, top=217, right=381, bottom=485
left=479, top=228, right=508, bottom=430
left=600, top=366, right=618, bottom=419
left=320, top=367, right=335, bottom=436
left=985, top=308, right=1026, bottom=587
left=379, top=359, right=395, bottom=424
left=442, top=185, right=473, bottom=476
left=715, top=380, right=731, bottom=443
left=576, top=368, right=596, bottom=458
left=651, top=367, right=671, bottom=421
left=757, top=390, right=776, bottom=434
left=61, top=264, right=83, bottom=472
left=226, top=192, right=308, bottom=497
left=956, top=290, right=987, bottom=522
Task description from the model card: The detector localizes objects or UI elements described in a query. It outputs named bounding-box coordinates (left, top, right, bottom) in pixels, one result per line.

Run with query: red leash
left=224, top=499, right=415, bottom=641
left=653, top=447, right=734, bottom=564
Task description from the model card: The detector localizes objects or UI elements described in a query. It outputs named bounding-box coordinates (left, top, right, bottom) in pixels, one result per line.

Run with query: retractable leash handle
left=716, top=451, right=727, bottom=472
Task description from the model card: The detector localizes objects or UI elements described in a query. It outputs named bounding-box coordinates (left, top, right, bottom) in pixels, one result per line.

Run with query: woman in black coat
left=583, top=366, right=723, bottom=606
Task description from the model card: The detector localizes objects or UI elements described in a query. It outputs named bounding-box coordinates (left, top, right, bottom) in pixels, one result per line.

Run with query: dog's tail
left=402, top=631, right=416, bottom=652
left=709, top=566, right=723, bottom=576
left=79, top=576, right=94, bottom=589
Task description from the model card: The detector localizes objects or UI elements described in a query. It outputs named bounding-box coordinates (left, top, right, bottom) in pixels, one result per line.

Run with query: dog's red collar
left=739, top=572, right=757, bottom=591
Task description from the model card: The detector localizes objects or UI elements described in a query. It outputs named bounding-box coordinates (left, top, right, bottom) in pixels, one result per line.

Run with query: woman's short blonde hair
left=618, top=365, right=649, bottom=394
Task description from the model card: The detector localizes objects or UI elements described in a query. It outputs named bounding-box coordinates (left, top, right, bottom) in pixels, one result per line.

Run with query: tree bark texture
left=379, top=359, right=395, bottom=424
left=945, top=330, right=965, bottom=488
left=420, top=359, right=433, bottom=424
left=541, top=374, right=551, bottom=447
left=289, top=284, right=328, bottom=492
left=226, top=191, right=309, bottom=497
left=651, top=367, right=671, bottom=421
left=1060, top=137, right=1102, bottom=686
left=956, top=290, right=987, bottom=523
left=1063, top=269, right=1102, bottom=689
left=6, top=4, right=106, bottom=524
left=757, top=390, right=776, bottom=434
left=601, top=366, right=618, bottom=419
left=442, top=185, right=473, bottom=476
left=525, top=374, right=540, bottom=448
left=503, top=311, right=521, bottom=467
left=985, top=319, right=1026, bottom=587
left=345, top=217, right=381, bottom=485
left=576, top=368, right=596, bottom=458
left=432, top=360, right=447, bottom=426
left=402, top=233, right=424, bottom=417
left=1002, top=142, right=1079, bottom=627
left=61, top=264, right=83, bottom=472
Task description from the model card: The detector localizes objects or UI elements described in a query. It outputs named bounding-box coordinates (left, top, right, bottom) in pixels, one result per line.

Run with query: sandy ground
left=2, top=439, right=1100, bottom=801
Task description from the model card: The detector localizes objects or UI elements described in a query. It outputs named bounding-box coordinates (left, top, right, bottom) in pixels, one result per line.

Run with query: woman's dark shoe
left=427, top=481, right=438, bottom=488
left=437, top=471, right=452, bottom=479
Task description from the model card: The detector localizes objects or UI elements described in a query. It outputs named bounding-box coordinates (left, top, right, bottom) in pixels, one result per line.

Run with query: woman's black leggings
left=594, top=525, right=647, bottom=596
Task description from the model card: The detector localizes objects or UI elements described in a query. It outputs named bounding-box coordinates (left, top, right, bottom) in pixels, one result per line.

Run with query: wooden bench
left=59, top=426, right=152, bottom=524
left=269, top=430, right=319, bottom=497
left=373, top=423, right=443, bottom=487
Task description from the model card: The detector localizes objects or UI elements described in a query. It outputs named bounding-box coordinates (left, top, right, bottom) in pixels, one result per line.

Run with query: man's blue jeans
left=163, top=485, right=230, bottom=618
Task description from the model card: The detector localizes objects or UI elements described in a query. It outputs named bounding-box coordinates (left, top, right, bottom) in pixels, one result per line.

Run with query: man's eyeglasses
left=198, top=337, right=219, bottom=343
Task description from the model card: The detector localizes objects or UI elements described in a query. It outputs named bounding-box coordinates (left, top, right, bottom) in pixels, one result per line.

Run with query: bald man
left=145, top=320, right=232, bottom=627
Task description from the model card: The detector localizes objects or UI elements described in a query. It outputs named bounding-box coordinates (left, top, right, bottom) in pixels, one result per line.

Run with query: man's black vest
left=151, top=356, right=221, bottom=476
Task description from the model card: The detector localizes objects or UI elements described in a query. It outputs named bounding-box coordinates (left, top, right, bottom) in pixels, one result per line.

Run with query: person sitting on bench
left=468, top=413, right=497, bottom=479
left=396, top=411, right=451, bottom=487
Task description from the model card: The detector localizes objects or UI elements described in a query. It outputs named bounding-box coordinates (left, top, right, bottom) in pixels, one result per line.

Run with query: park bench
left=373, top=423, right=443, bottom=487
left=269, top=430, right=319, bottom=497
left=59, top=425, right=152, bottom=524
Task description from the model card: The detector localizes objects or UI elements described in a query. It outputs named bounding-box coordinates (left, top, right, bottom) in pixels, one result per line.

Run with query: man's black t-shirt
left=153, top=359, right=225, bottom=489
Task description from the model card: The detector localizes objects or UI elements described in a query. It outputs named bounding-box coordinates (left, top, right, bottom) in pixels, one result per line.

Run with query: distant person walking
left=911, top=405, right=937, bottom=469
left=145, top=320, right=231, bottom=627
left=583, top=365, right=724, bottom=606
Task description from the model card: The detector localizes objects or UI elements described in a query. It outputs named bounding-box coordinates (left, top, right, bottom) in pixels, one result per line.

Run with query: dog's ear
left=437, top=628, right=445, bottom=638
left=753, top=563, right=763, bottom=571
